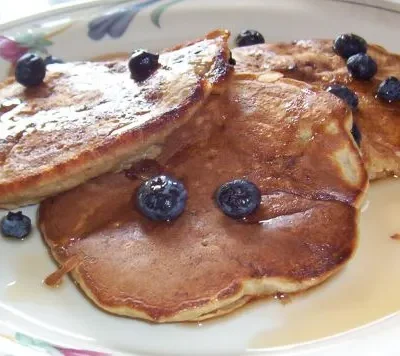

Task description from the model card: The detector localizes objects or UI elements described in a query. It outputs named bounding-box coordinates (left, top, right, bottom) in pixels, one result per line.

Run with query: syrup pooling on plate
left=250, top=178, right=400, bottom=348
left=1, top=180, right=398, bottom=339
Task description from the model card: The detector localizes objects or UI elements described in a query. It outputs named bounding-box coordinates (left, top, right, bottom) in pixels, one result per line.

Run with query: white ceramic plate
left=0, top=0, right=399, bottom=355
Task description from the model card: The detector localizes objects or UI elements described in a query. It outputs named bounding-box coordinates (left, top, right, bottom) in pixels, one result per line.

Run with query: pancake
left=233, top=39, right=400, bottom=180
left=39, top=76, right=367, bottom=322
left=0, top=30, right=233, bottom=208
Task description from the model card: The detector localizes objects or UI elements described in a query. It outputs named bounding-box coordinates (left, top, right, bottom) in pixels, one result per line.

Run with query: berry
left=128, top=50, right=159, bottom=82
left=333, top=33, right=367, bottom=59
left=327, top=84, right=359, bottom=110
left=44, top=56, right=64, bottom=65
left=215, top=180, right=261, bottom=219
left=351, top=122, right=362, bottom=146
left=229, top=51, right=236, bottom=66
left=235, top=30, right=265, bottom=47
left=136, top=175, right=187, bottom=221
left=347, top=53, right=377, bottom=80
left=1, top=211, right=31, bottom=239
left=15, top=53, right=46, bottom=87
left=376, top=76, right=400, bottom=102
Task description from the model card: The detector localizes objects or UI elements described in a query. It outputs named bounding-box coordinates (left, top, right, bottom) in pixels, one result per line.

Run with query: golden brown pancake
left=233, top=39, right=400, bottom=180
left=39, top=76, right=367, bottom=322
left=0, top=30, right=233, bottom=208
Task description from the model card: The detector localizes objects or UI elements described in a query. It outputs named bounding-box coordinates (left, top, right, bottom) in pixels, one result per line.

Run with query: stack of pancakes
left=1, top=30, right=398, bottom=322
left=233, top=39, right=400, bottom=180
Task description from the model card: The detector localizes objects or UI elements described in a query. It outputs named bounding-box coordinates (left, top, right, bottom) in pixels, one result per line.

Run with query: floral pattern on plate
left=0, top=2, right=186, bottom=352
left=0, top=0, right=186, bottom=65
left=0, top=22, right=71, bottom=64
left=0, top=332, right=110, bottom=356
left=88, top=0, right=186, bottom=40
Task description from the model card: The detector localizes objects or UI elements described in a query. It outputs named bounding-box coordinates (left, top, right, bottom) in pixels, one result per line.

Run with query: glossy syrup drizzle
left=249, top=178, right=400, bottom=348
left=44, top=255, right=82, bottom=287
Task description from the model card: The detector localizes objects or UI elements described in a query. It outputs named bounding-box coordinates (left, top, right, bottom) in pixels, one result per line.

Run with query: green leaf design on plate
left=14, top=32, right=53, bottom=53
left=150, top=0, right=186, bottom=28
left=15, top=332, right=61, bottom=354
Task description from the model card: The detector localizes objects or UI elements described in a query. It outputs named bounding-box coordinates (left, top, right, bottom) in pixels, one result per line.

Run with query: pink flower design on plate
left=0, top=36, right=28, bottom=63
left=57, top=346, right=110, bottom=356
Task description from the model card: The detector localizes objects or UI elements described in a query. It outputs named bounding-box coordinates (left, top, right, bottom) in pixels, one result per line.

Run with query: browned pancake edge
left=232, top=39, right=400, bottom=180
left=39, top=78, right=366, bottom=322
left=0, top=30, right=233, bottom=208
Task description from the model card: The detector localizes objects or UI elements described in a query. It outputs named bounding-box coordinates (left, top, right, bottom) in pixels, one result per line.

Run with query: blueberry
left=136, top=175, right=187, bottom=221
left=1, top=211, right=31, bottom=239
left=229, top=51, right=236, bottom=66
left=235, top=30, right=265, bottom=47
left=347, top=53, right=377, bottom=80
left=128, top=50, right=159, bottom=82
left=44, top=56, right=64, bottom=65
left=326, top=84, right=359, bottom=110
left=376, top=76, right=400, bottom=102
left=351, top=122, right=362, bottom=146
left=215, top=180, right=261, bottom=219
left=333, top=33, right=367, bottom=59
left=15, top=53, right=46, bottom=87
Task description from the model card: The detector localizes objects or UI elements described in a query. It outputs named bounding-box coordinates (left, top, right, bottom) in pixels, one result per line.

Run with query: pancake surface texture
left=233, top=39, right=400, bottom=180
left=40, top=76, right=367, bottom=322
left=0, top=30, right=232, bottom=208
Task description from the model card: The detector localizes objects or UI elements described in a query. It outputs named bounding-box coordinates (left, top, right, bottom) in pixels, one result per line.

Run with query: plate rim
left=0, top=0, right=399, bottom=355
left=1, top=0, right=400, bottom=32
